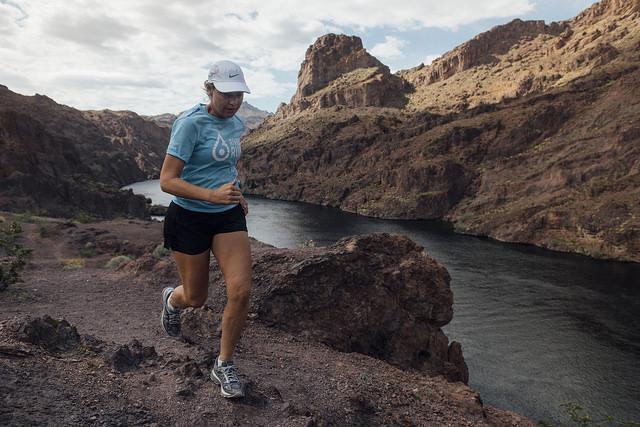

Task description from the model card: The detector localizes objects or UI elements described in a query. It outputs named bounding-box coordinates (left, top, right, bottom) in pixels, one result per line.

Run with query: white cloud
left=370, top=36, right=407, bottom=60
left=242, top=69, right=296, bottom=100
left=0, top=0, right=536, bottom=114
left=423, top=54, right=441, bottom=65
left=0, top=2, right=23, bottom=36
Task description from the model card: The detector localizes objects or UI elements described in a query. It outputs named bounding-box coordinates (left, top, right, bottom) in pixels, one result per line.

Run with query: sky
left=0, top=0, right=598, bottom=115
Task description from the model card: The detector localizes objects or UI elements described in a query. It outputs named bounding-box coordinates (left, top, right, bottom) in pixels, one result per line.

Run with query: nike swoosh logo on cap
left=229, top=73, right=239, bottom=78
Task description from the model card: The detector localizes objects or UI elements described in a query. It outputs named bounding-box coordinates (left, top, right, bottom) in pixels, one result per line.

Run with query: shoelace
left=166, top=309, right=181, bottom=327
left=219, top=364, right=240, bottom=384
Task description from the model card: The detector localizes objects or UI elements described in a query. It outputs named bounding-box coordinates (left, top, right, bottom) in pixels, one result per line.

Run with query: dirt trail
left=0, top=215, right=534, bottom=426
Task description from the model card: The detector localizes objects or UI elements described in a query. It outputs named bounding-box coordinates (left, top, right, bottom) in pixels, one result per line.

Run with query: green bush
left=79, top=242, right=96, bottom=258
left=38, top=224, right=50, bottom=238
left=105, top=255, right=132, bottom=269
left=73, top=212, right=97, bottom=224
left=152, top=243, right=170, bottom=258
left=0, top=221, right=33, bottom=290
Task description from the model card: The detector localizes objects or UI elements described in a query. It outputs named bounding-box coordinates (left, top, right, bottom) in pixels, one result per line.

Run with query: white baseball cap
left=206, top=60, right=251, bottom=93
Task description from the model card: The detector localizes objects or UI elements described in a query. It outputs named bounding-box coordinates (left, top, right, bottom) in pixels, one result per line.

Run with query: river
left=124, top=179, right=640, bottom=424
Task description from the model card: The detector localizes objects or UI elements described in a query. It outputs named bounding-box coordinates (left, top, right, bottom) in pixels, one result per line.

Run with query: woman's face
left=209, top=88, right=243, bottom=119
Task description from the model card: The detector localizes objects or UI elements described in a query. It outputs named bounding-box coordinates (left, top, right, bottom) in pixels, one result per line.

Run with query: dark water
left=125, top=180, right=640, bottom=424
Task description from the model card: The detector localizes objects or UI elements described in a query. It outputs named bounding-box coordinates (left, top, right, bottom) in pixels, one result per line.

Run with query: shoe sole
left=210, top=370, right=244, bottom=398
left=160, top=287, right=180, bottom=337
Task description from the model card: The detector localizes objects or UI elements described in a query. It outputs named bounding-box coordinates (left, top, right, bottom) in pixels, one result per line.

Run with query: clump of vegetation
left=79, top=242, right=96, bottom=258
left=0, top=220, right=33, bottom=290
left=300, top=239, right=317, bottom=248
left=62, top=258, right=85, bottom=270
left=38, top=223, right=50, bottom=238
left=105, top=255, right=132, bottom=269
left=538, top=401, right=639, bottom=427
left=152, top=243, right=170, bottom=258
left=73, top=212, right=97, bottom=224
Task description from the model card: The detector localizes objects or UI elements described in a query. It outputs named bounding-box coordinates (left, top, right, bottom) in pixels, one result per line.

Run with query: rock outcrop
left=0, top=86, right=169, bottom=219
left=240, top=0, right=640, bottom=262
left=275, top=34, right=408, bottom=118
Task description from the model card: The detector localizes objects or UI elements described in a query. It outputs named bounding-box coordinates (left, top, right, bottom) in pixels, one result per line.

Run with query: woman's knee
left=227, top=281, right=251, bottom=306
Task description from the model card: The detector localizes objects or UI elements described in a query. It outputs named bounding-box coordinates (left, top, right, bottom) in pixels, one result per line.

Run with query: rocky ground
left=0, top=213, right=533, bottom=426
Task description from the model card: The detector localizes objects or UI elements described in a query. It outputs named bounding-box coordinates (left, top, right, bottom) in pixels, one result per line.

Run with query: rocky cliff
left=399, top=0, right=640, bottom=113
left=275, top=34, right=408, bottom=118
left=240, top=0, right=640, bottom=262
left=0, top=86, right=169, bottom=219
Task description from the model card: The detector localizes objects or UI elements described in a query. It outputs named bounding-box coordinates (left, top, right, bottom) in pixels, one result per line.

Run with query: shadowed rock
left=6, top=315, right=81, bottom=351
left=105, top=339, right=157, bottom=373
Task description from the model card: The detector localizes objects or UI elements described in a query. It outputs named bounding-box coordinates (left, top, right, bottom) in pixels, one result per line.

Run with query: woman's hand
left=240, top=195, right=249, bottom=215
left=208, top=182, right=242, bottom=204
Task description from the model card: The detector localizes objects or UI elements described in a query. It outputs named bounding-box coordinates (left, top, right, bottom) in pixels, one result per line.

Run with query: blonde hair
left=203, top=81, right=216, bottom=99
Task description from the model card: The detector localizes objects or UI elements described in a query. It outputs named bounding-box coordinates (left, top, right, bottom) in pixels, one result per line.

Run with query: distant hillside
left=147, top=101, right=271, bottom=130
left=0, top=86, right=169, bottom=219
left=240, top=0, right=640, bottom=262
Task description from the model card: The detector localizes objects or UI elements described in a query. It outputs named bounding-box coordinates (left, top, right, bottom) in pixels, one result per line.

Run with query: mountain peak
left=297, top=33, right=385, bottom=98
left=276, top=34, right=407, bottom=118
left=574, top=0, right=640, bottom=24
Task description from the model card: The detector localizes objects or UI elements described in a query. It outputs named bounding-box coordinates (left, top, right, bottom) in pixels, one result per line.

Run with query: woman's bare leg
left=169, top=249, right=210, bottom=309
left=211, top=231, right=252, bottom=361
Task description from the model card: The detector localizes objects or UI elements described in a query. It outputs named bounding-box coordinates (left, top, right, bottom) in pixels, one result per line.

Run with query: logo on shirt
left=212, top=131, right=240, bottom=161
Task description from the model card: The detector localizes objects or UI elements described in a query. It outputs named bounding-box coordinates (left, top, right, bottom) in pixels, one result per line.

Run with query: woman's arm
left=159, top=154, right=241, bottom=205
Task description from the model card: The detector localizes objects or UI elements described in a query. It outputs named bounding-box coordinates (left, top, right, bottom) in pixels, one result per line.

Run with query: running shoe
left=210, top=358, right=245, bottom=398
left=160, top=287, right=181, bottom=337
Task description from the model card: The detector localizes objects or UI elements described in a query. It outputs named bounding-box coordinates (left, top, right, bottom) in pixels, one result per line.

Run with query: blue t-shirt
left=166, top=103, right=245, bottom=213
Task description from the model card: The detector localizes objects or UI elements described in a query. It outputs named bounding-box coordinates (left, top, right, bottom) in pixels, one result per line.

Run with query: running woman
left=159, top=60, right=251, bottom=398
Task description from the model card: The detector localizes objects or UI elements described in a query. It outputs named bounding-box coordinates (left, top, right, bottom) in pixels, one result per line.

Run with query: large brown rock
left=179, top=233, right=469, bottom=383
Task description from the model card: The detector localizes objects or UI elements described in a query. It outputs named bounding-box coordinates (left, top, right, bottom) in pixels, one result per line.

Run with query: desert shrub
left=152, top=244, right=169, bottom=258
left=62, top=258, right=85, bottom=270
left=79, top=242, right=96, bottom=258
left=73, top=212, right=97, bottom=224
left=300, top=239, right=316, bottom=248
left=105, top=255, right=132, bottom=269
left=0, top=221, right=33, bottom=290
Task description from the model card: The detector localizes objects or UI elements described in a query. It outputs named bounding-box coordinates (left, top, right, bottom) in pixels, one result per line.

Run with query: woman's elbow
left=159, top=175, right=172, bottom=193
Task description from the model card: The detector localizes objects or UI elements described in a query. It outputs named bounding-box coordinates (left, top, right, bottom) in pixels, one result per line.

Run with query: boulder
left=5, top=315, right=81, bottom=351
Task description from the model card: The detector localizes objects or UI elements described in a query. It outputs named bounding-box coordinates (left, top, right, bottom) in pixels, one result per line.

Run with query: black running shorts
left=163, top=202, right=247, bottom=255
